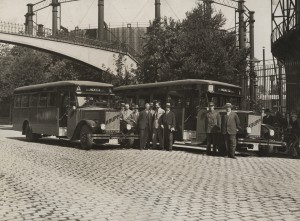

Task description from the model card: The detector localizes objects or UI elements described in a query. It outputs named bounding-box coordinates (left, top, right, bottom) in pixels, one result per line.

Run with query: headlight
left=126, top=124, right=132, bottom=130
left=246, top=127, right=252, bottom=134
left=269, top=129, right=275, bottom=137
left=100, top=124, right=106, bottom=130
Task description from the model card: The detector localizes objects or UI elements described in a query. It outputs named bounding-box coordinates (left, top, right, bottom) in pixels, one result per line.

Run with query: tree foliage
left=137, top=1, right=249, bottom=84
left=0, top=45, right=128, bottom=101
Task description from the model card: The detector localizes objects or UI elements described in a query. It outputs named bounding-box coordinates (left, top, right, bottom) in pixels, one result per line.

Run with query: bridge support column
left=51, top=0, right=59, bottom=35
left=297, top=0, right=300, bottom=27
left=238, top=0, right=246, bottom=109
left=249, top=11, right=256, bottom=109
left=98, top=0, right=104, bottom=41
left=155, top=0, right=161, bottom=21
left=25, top=4, right=34, bottom=35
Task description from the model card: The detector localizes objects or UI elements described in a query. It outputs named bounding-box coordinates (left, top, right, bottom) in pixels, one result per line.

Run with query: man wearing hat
left=149, top=102, right=156, bottom=116
left=123, top=103, right=133, bottom=123
left=263, top=108, right=274, bottom=126
left=120, top=103, right=125, bottom=119
left=221, top=103, right=241, bottom=159
left=205, top=102, right=221, bottom=155
left=138, top=103, right=152, bottom=150
left=162, top=103, right=176, bottom=151
left=129, top=105, right=140, bottom=125
left=152, top=101, right=165, bottom=149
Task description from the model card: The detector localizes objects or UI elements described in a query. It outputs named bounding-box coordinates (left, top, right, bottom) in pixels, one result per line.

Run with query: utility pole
left=98, top=0, right=104, bottom=41
left=249, top=11, right=256, bottom=109
left=278, top=61, right=283, bottom=113
left=155, top=0, right=161, bottom=21
left=238, top=0, right=246, bottom=109
left=25, top=4, right=34, bottom=35
left=51, top=0, right=59, bottom=35
left=263, top=47, right=266, bottom=94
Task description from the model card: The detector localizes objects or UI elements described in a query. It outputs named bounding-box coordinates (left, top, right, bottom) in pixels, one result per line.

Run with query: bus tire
left=258, top=145, right=270, bottom=157
left=25, top=124, right=39, bottom=142
left=80, top=125, right=93, bottom=150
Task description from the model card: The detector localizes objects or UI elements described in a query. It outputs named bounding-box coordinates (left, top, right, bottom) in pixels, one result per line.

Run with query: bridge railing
left=0, top=21, right=140, bottom=62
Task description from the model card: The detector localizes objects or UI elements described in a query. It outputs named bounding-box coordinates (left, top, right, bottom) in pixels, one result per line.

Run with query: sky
left=0, top=0, right=273, bottom=62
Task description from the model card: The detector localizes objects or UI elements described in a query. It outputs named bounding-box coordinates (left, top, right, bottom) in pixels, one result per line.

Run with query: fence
left=254, top=61, right=300, bottom=114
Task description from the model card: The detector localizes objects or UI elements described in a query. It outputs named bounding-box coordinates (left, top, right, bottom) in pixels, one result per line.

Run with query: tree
left=137, top=0, right=249, bottom=85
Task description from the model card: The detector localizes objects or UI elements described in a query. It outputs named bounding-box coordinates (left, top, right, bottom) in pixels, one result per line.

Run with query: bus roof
left=14, top=81, right=113, bottom=93
left=114, top=79, right=241, bottom=91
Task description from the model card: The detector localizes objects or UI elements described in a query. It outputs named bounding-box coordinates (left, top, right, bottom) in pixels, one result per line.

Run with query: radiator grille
left=105, top=111, right=120, bottom=132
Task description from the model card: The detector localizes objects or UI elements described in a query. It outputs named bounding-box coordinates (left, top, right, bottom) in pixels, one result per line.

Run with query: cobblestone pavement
left=0, top=125, right=300, bottom=221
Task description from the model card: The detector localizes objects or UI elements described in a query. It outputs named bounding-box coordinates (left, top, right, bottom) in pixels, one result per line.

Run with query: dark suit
left=138, top=110, right=152, bottom=149
left=205, top=110, right=221, bottom=154
left=221, top=112, right=241, bottom=158
left=162, top=111, right=176, bottom=151
left=152, top=108, right=165, bottom=149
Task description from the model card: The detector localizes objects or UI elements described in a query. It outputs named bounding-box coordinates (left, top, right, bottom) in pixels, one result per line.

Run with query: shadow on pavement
left=0, top=125, right=13, bottom=130
left=5, top=136, right=124, bottom=151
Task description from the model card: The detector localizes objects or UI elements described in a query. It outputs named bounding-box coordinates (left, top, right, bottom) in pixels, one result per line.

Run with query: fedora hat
left=208, top=102, right=214, bottom=107
left=225, top=103, right=233, bottom=108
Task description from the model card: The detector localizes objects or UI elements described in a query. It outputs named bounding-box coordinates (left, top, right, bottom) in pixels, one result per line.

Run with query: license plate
left=108, top=139, right=118, bottom=144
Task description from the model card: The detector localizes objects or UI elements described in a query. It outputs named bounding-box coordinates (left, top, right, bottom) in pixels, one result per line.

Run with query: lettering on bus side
left=248, top=118, right=262, bottom=128
left=105, top=115, right=120, bottom=125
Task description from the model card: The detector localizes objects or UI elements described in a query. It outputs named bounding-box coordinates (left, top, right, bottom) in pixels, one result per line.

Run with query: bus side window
left=21, top=95, right=29, bottom=108
left=14, top=96, right=21, bottom=108
left=38, top=93, right=48, bottom=107
left=30, top=94, right=38, bottom=107
left=48, top=93, right=56, bottom=107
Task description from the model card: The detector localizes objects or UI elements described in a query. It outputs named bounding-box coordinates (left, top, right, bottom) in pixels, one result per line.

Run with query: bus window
left=21, top=95, right=29, bottom=108
left=48, top=93, right=56, bottom=107
left=77, top=95, right=110, bottom=108
left=30, top=94, right=38, bottom=107
left=14, top=96, right=21, bottom=108
left=38, top=93, right=48, bottom=107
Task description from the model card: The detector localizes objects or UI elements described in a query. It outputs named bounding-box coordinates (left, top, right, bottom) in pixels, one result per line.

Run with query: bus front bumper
left=90, top=133, right=139, bottom=140
left=238, top=138, right=286, bottom=147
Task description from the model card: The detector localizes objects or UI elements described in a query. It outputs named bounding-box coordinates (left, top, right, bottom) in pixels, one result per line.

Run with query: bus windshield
left=77, top=95, right=110, bottom=108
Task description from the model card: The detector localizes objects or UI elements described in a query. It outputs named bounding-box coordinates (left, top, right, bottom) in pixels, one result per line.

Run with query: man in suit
left=152, top=101, right=165, bottom=149
left=123, top=103, right=133, bottom=123
left=263, top=109, right=274, bottom=126
left=129, top=105, right=139, bottom=125
left=162, top=103, right=176, bottom=151
left=205, top=102, right=221, bottom=155
left=221, top=103, right=241, bottom=159
left=138, top=103, right=152, bottom=150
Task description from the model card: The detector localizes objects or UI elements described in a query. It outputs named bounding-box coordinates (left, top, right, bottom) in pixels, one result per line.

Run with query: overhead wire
left=130, top=0, right=150, bottom=23
left=164, top=0, right=180, bottom=20
left=78, top=0, right=97, bottom=26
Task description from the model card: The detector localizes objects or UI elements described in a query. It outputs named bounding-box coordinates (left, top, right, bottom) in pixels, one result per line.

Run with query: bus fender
left=71, top=120, right=98, bottom=140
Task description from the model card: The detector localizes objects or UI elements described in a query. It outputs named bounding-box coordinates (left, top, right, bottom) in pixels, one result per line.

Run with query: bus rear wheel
left=80, top=125, right=93, bottom=150
left=25, top=124, right=39, bottom=142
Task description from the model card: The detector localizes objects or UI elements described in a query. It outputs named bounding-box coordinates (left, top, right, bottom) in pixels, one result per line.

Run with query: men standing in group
left=152, top=101, right=165, bottom=149
left=162, top=103, right=176, bottom=151
left=221, top=103, right=241, bottom=159
left=149, top=102, right=155, bottom=116
left=122, top=103, right=133, bottom=123
left=129, top=105, right=139, bottom=125
left=205, top=102, right=221, bottom=155
left=263, top=109, right=274, bottom=126
left=138, top=103, right=152, bottom=150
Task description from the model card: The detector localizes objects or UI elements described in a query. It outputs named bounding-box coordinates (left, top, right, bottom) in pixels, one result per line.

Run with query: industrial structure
left=272, top=0, right=300, bottom=112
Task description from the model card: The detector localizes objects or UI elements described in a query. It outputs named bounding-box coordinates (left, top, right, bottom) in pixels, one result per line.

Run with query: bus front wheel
left=25, top=124, right=39, bottom=142
left=80, top=125, right=93, bottom=150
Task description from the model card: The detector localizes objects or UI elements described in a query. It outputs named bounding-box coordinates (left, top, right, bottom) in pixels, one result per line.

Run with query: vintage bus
left=114, top=79, right=285, bottom=154
left=13, top=81, right=138, bottom=149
